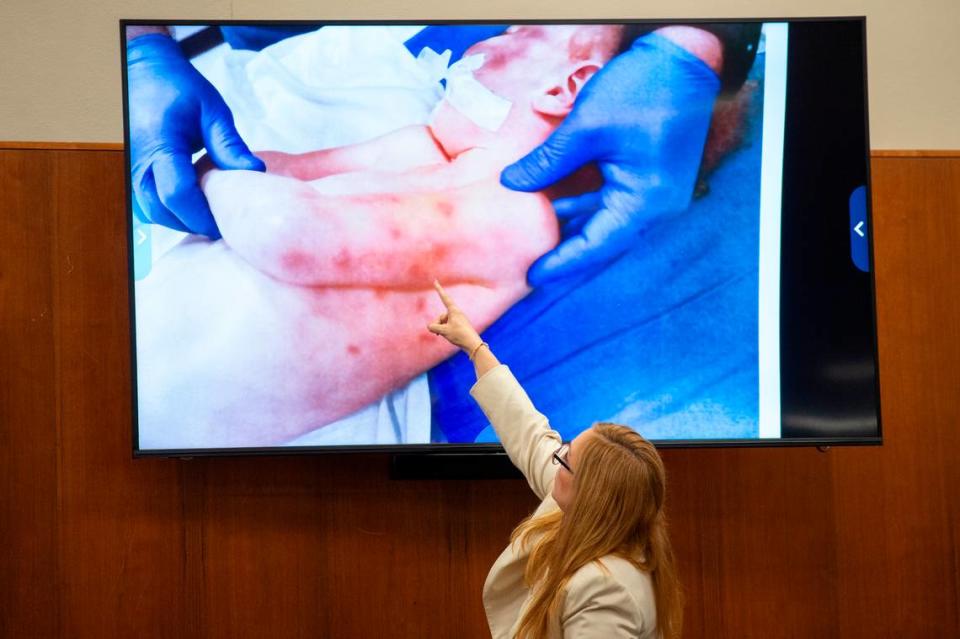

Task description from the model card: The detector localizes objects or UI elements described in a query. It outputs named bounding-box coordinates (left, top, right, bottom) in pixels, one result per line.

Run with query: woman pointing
left=428, top=281, right=683, bottom=639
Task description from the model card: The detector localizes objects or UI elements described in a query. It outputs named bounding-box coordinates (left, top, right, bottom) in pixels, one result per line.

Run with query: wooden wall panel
left=56, top=149, right=187, bottom=637
left=4, top=150, right=188, bottom=638
left=664, top=446, right=840, bottom=639
left=831, top=158, right=960, bottom=638
left=0, top=148, right=957, bottom=639
left=192, top=455, right=535, bottom=638
left=0, top=151, right=61, bottom=638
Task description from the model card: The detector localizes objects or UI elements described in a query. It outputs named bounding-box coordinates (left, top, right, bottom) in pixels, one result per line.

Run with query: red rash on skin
left=414, top=297, right=427, bottom=313
left=437, top=201, right=454, bottom=218
left=281, top=250, right=313, bottom=276
left=347, top=344, right=361, bottom=355
left=404, top=245, right=449, bottom=282
left=468, top=26, right=542, bottom=74
left=482, top=53, right=508, bottom=71
left=333, top=248, right=351, bottom=270
left=368, top=193, right=401, bottom=206
left=406, top=261, right=429, bottom=281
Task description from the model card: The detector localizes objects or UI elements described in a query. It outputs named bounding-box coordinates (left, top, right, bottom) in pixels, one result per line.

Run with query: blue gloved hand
left=501, top=32, right=721, bottom=284
left=127, top=34, right=265, bottom=238
left=219, top=25, right=317, bottom=51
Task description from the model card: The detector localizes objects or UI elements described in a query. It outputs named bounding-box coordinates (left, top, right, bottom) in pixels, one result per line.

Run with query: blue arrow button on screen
left=849, top=185, right=869, bottom=272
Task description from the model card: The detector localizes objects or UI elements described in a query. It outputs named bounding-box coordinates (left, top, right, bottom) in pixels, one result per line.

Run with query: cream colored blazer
left=471, top=365, right=658, bottom=639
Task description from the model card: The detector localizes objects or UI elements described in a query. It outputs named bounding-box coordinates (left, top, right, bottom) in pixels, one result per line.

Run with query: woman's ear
left=532, top=62, right=602, bottom=117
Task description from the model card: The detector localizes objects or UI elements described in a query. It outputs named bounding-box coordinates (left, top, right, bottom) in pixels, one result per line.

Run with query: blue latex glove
left=501, top=32, right=721, bottom=284
left=220, top=26, right=317, bottom=51
left=127, top=34, right=265, bottom=237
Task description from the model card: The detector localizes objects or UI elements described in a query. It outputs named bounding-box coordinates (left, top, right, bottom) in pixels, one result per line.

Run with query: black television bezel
left=120, top=16, right=881, bottom=460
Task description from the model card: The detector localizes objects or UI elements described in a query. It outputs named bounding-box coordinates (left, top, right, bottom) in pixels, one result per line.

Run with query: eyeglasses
left=552, top=443, right=573, bottom=475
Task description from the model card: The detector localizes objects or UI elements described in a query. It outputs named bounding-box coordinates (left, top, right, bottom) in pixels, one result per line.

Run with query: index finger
left=433, top=280, right=457, bottom=310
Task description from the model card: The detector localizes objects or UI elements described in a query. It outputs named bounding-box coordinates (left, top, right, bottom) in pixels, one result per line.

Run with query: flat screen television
left=121, top=18, right=880, bottom=456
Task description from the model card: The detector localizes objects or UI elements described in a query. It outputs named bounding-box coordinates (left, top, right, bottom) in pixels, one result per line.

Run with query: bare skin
left=138, top=25, right=624, bottom=448
left=428, top=280, right=586, bottom=510
left=139, top=139, right=557, bottom=448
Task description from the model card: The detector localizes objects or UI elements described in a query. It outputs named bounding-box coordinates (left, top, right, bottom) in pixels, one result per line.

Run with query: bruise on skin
left=358, top=192, right=401, bottom=206
left=481, top=49, right=509, bottom=71
left=407, top=261, right=429, bottom=281
left=280, top=250, right=314, bottom=277
left=405, top=243, right=449, bottom=283
left=436, top=200, right=455, bottom=219
left=333, top=248, right=352, bottom=270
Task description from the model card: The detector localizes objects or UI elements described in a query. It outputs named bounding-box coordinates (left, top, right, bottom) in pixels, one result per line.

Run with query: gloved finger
left=528, top=208, right=637, bottom=284
left=552, top=191, right=603, bottom=219
left=202, top=105, right=265, bottom=172
left=219, top=26, right=316, bottom=52
left=134, top=167, right=191, bottom=233
left=560, top=213, right=593, bottom=241
left=528, top=237, right=594, bottom=285
left=500, top=122, right=596, bottom=192
left=152, top=152, right=221, bottom=238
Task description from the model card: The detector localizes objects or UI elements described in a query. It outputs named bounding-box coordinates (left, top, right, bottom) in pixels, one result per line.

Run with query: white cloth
left=284, top=374, right=431, bottom=446
left=193, top=25, right=442, bottom=153
left=189, top=26, right=442, bottom=445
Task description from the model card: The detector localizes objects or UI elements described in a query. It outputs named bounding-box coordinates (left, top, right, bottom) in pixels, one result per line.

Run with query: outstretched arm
left=139, top=169, right=557, bottom=447
left=256, top=125, right=448, bottom=180
left=429, top=282, right=560, bottom=497
left=201, top=168, right=558, bottom=289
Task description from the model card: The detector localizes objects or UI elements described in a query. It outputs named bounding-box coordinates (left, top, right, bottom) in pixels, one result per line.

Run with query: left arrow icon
left=854, top=221, right=865, bottom=237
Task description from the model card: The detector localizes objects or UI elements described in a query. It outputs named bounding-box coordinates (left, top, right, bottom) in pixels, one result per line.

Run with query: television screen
left=122, top=18, right=879, bottom=454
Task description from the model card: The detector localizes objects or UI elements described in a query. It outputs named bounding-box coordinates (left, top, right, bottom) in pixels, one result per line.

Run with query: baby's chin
left=429, top=99, right=497, bottom=159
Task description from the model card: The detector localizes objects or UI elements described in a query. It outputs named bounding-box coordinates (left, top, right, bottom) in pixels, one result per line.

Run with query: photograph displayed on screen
left=125, top=21, right=799, bottom=451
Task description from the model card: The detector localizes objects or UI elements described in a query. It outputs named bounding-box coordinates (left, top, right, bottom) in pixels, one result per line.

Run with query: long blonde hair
left=510, top=423, right=682, bottom=639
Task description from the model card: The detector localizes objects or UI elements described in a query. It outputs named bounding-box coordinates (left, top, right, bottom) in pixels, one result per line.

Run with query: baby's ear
left=532, top=62, right=602, bottom=117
